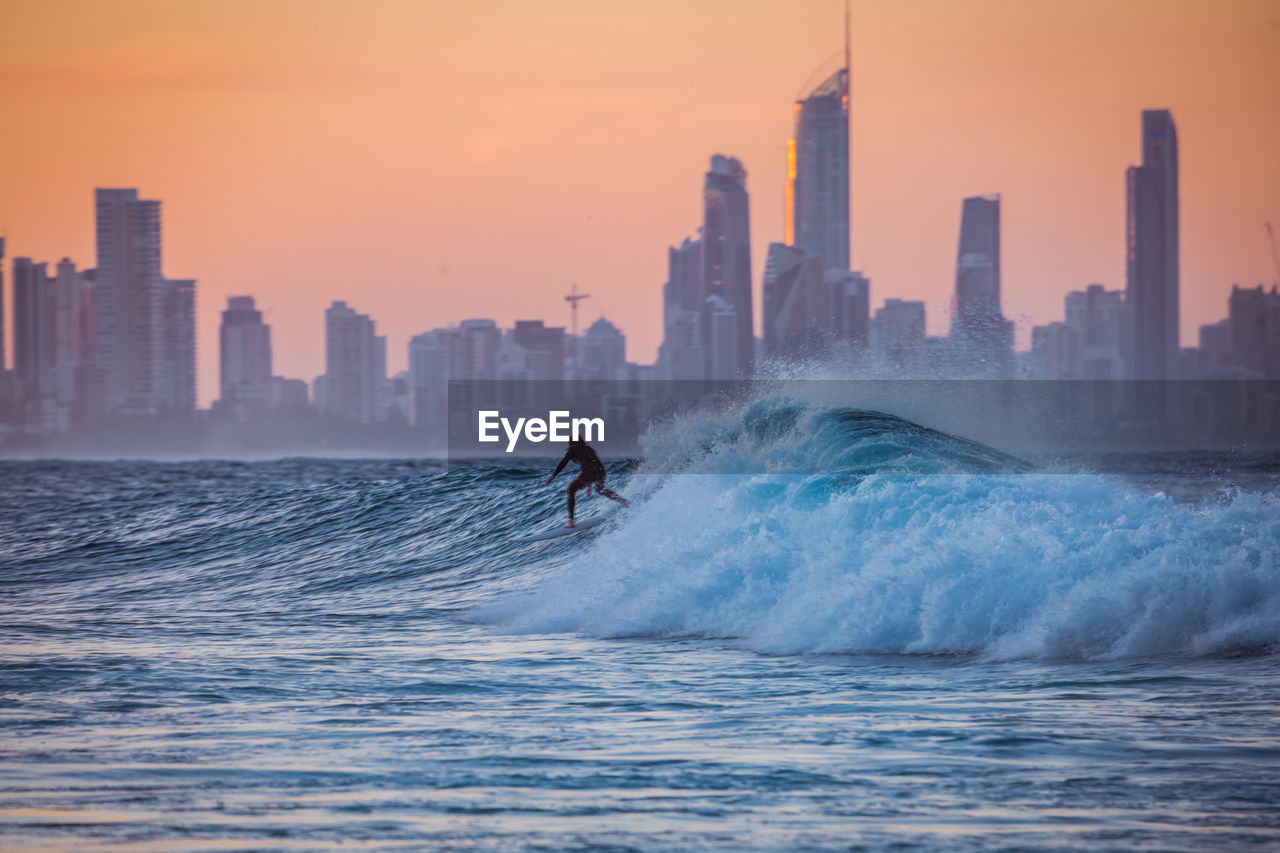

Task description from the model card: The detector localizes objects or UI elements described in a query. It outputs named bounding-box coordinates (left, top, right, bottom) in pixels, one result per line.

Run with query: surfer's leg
left=566, top=475, right=588, bottom=526
left=595, top=479, right=630, bottom=508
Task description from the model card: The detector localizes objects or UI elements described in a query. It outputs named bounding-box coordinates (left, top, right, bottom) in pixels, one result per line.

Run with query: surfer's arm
left=545, top=450, right=572, bottom=484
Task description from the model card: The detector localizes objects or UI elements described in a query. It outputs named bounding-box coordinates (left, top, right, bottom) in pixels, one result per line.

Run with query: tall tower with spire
left=787, top=3, right=850, bottom=274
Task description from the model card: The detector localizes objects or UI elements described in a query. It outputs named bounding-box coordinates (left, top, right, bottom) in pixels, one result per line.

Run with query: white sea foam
left=482, top=397, right=1280, bottom=660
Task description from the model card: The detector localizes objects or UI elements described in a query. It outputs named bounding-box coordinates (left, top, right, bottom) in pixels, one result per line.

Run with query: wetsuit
left=548, top=442, right=628, bottom=524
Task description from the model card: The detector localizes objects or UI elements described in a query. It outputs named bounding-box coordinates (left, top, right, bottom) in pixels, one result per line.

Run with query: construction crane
left=565, top=283, right=591, bottom=337
left=1267, top=222, right=1280, bottom=286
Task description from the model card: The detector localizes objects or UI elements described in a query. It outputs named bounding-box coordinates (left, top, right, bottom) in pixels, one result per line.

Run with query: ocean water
left=3, top=402, right=1279, bottom=850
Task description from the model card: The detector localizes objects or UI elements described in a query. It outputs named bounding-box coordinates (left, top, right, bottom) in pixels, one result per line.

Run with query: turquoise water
left=3, top=405, right=1279, bottom=849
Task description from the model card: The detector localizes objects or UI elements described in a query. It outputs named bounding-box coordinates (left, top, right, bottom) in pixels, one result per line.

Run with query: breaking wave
left=480, top=397, right=1280, bottom=660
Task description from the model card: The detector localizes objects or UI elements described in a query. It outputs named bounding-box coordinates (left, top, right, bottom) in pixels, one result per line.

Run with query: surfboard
left=517, top=511, right=617, bottom=543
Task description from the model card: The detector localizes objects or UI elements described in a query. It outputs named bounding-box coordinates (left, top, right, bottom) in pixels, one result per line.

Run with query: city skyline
left=2, top=0, right=1279, bottom=407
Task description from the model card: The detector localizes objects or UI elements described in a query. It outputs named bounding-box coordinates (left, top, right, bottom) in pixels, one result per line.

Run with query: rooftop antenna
left=565, top=283, right=591, bottom=337
left=845, top=0, right=853, bottom=269
left=844, top=0, right=851, bottom=92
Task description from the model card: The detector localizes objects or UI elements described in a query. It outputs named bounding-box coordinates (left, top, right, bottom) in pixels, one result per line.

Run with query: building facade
left=12, top=258, right=53, bottom=400
left=789, top=66, right=849, bottom=272
left=871, top=298, right=926, bottom=370
left=91, top=188, right=195, bottom=417
left=322, top=300, right=381, bottom=424
left=1125, top=110, right=1180, bottom=380
left=762, top=242, right=825, bottom=359
left=219, top=296, right=273, bottom=406
left=951, top=194, right=1013, bottom=376
left=580, top=317, right=626, bottom=381
left=1064, top=284, right=1125, bottom=380
left=703, top=155, right=753, bottom=377
left=160, top=278, right=196, bottom=415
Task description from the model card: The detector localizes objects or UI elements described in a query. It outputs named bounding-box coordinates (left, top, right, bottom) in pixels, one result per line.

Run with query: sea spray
left=478, top=398, right=1280, bottom=660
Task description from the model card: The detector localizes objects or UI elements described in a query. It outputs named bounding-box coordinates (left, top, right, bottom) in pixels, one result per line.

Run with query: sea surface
left=3, top=402, right=1279, bottom=850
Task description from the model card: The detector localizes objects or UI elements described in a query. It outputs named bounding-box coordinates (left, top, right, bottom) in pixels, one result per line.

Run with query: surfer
left=544, top=437, right=629, bottom=527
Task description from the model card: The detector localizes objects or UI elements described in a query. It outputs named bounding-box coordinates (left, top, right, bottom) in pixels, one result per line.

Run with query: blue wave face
left=479, top=396, right=1280, bottom=661
left=640, top=397, right=1032, bottom=476
left=5, top=395, right=1276, bottom=663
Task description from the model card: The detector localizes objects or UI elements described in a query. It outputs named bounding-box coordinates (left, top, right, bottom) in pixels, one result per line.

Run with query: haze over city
left=2, top=0, right=1278, bottom=408
left=5, top=5, right=1280, bottom=849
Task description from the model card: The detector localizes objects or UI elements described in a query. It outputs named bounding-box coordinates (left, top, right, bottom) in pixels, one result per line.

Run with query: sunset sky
left=2, top=0, right=1278, bottom=406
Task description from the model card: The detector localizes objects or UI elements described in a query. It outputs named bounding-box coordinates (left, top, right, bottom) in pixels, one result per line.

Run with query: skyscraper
left=788, top=60, right=849, bottom=272
left=580, top=317, right=626, bottom=381
left=659, top=236, right=706, bottom=381
left=825, top=270, right=870, bottom=347
left=1227, top=284, right=1280, bottom=378
left=1125, top=109, right=1180, bottom=380
left=664, top=236, right=704, bottom=317
left=51, top=258, right=90, bottom=406
left=954, top=195, right=1001, bottom=324
left=704, top=294, right=739, bottom=380
left=703, top=154, right=753, bottom=377
left=872, top=299, right=926, bottom=369
left=219, top=296, right=273, bottom=405
left=1029, top=322, right=1081, bottom=379
left=409, top=328, right=453, bottom=431
left=322, top=300, right=380, bottom=424
left=160, top=278, right=196, bottom=415
left=453, top=319, right=500, bottom=381
left=512, top=320, right=566, bottom=381
left=12, top=257, right=53, bottom=399
left=951, top=194, right=1013, bottom=376
left=762, top=242, right=824, bottom=358
left=1065, top=284, right=1125, bottom=380
left=94, top=189, right=159, bottom=415
left=91, top=189, right=193, bottom=417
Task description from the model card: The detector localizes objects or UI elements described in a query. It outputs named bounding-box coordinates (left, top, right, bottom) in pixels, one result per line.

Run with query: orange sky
left=1, top=0, right=1278, bottom=407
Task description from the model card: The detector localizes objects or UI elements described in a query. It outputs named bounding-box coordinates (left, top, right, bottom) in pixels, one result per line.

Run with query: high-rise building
left=825, top=270, right=870, bottom=348
left=871, top=299, right=926, bottom=369
left=664, top=236, right=704, bottom=318
left=217, top=295, right=306, bottom=417
left=704, top=294, right=739, bottom=380
left=1064, top=284, right=1125, bottom=380
left=659, top=236, right=707, bottom=380
left=512, top=320, right=566, bottom=381
left=954, top=195, right=1001, bottom=323
left=77, top=269, right=95, bottom=368
left=91, top=188, right=194, bottom=416
left=1029, top=322, right=1081, bottom=379
left=1125, top=110, right=1180, bottom=380
left=762, top=242, right=823, bottom=358
left=453, top=319, right=500, bottom=381
left=951, top=194, right=1012, bottom=376
left=12, top=257, right=53, bottom=400
left=51, top=260, right=79, bottom=369
left=50, top=258, right=92, bottom=407
left=322, top=300, right=380, bottom=424
left=703, top=155, right=753, bottom=377
left=94, top=189, right=159, bottom=415
left=580, top=317, right=626, bottom=381
left=1228, top=284, right=1280, bottom=378
left=160, top=278, right=196, bottom=415
left=409, top=328, right=453, bottom=431
left=1198, top=319, right=1231, bottom=373
left=219, top=296, right=272, bottom=405
left=788, top=56, right=849, bottom=272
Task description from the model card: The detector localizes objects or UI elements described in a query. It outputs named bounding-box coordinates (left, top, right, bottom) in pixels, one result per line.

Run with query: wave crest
left=480, top=398, right=1280, bottom=660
